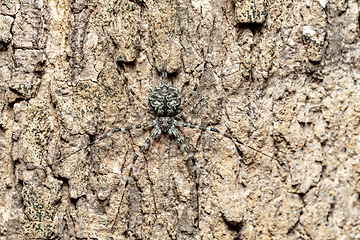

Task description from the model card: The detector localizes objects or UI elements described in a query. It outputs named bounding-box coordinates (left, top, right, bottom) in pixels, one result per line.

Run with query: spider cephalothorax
left=148, top=84, right=181, bottom=116
left=155, top=117, right=175, bottom=132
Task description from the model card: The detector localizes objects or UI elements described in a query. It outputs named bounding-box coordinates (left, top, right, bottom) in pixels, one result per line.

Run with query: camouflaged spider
left=63, top=65, right=274, bottom=232
left=62, top=21, right=275, bottom=233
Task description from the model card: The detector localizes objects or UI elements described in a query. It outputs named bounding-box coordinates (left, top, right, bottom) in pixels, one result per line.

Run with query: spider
left=60, top=19, right=276, bottom=235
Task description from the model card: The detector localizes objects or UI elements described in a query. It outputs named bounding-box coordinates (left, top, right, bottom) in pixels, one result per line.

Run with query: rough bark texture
left=0, top=0, right=360, bottom=239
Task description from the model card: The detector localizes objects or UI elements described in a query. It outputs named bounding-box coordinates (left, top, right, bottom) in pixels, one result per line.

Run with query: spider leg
left=175, top=96, right=204, bottom=120
left=102, top=25, right=152, bottom=116
left=59, top=120, right=155, bottom=161
left=180, top=16, right=216, bottom=109
left=174, top=120, right=275, bottom=160
left=161, top=69, right=167, bottom=85
left=113, top=61, right=151, bottom=114
left=111, top=126, right=161, bottom=232
left=169, top=127, right=200, bottom=227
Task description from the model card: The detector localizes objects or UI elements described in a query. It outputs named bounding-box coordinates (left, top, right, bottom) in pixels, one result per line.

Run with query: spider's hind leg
left=174, top=120, right=275, bottom=160
left=111, top=126, right=161, bottom=233
left=59, top=120, right=156, bottom=162
left=170, top=127, right=201, bottom=228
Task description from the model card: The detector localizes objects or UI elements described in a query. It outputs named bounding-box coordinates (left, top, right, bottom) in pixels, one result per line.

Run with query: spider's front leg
left=102, top=25, right=153, bottom=117
left=175, top=96, right=204, bottom=120
left=179, top=16, right=216, bottom=110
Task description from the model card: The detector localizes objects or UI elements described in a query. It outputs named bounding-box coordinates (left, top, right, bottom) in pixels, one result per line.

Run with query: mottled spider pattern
left=60, top=20, right=276, bottom=235
left=63, top=67, right=274, bottom=233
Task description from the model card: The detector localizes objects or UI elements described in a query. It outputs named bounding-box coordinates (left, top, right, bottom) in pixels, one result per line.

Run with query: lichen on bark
left=1, top=0, right=360, bottom=239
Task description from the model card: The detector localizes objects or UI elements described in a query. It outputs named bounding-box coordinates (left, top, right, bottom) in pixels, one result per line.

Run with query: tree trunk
left=1, top=0, right=359, bottom=239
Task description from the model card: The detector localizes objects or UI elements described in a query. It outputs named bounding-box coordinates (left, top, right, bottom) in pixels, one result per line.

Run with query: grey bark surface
left=0, top=0, right=359, bottom=239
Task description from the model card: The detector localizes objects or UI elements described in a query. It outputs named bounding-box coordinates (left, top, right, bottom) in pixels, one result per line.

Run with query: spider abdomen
left=149, top=85, right=181, bottom=116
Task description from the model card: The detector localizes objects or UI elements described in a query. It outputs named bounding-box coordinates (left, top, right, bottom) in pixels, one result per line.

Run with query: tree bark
left=1, top=0, right=359, bottom=239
